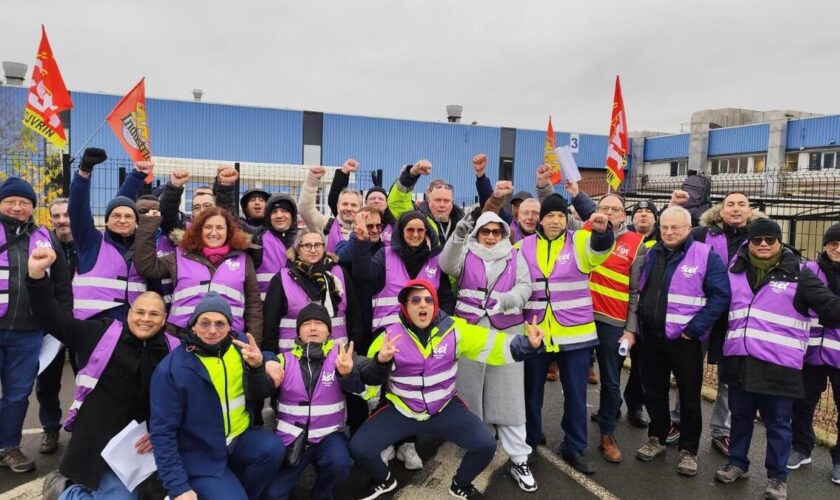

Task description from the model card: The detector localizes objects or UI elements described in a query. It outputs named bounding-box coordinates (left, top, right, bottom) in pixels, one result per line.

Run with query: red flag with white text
left=107, top=78, right=153, bottom=181
left=605, top=76, right=628, bottom=190
left=22, top=25, right=73, bottom=149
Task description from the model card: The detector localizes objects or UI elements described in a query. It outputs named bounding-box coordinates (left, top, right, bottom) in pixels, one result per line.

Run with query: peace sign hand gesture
left=232, top=333, right=264, bottom=368
left=526, top=317, right=545, bottom=349
left=336, top=341, right=355, bottom=377
left=376, top=334, right=401, bottom=363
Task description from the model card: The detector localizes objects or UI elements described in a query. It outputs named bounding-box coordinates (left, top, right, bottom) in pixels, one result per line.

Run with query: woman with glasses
left=439, top=211, right=538, bottom=492
left=133, top=207, right=263, bottom=343
left=262, top=228, right=361, bottom=354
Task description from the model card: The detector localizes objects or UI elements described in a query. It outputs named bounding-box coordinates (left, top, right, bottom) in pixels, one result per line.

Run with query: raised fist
left=134, top=161, right=154, bottom=175
left=536, top=164, right=551, bottom=187
left=217, top=167, right=239, bottom=186
left=493, top=180, right=513, bottom=199
left=670, top=189, right=690, bottom=207
left=410, top=160, right=432, bottom=176
left=341, top=159, right=359, bottom=175
left=79, top=147, right=108, bottom=174
left=589, top=212, right=609, bottom=233
left=170, top=169, right=191, bottom=188
left=472, top=154, right=488, bottom=177
left=28, top=247, right=57, bottom=279
left=309, top=166, right=327, bottom=180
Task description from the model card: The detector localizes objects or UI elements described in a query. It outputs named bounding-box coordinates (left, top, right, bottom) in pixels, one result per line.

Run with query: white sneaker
left=396, top=442, right=423, bottom=470
left=510, top=461, right=538, bottom=492
left=381, top=445, right=396, bottom=464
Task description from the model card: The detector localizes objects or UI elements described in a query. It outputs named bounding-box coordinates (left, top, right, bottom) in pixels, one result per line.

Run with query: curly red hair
left=179, top=207, right=250, bottom=253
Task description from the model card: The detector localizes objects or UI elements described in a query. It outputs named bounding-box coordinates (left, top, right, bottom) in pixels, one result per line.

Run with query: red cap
left=398, top=279, right=439, bottom=324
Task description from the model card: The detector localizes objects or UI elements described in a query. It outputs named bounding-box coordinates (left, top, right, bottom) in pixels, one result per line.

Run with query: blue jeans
left=0, top=329, right=43, bottom=448
left=595, top=323, right=624, bottom=435
left=59, top=468, right=138, bottom=500
left=263, top=432, right=353, bottom=500
left=524, top=347, right=590, bottom=455
left=728, top=385, right=793, bottom=480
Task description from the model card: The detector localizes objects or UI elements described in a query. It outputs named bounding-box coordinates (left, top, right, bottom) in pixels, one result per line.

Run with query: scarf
left=202, top=244, right=231, bottom=265
left=749, top=252, right=781, bottom=288
left=289, top=256, right=342, bottom=315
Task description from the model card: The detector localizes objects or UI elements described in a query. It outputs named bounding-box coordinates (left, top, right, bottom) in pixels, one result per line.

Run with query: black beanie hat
left=823, top=223, right=840, bottom=246
left=365, top=187, right=387, bottom=201
left=0, top=177, right=37, bottom=206
left=747, top=218, right=782, bottom=241
left=631, top=200, right=659, bottom=221
left=297, top=303, right=332, bottom=335
left=105, top=196, right=139, bottom=221
left=539, top=194, right=569, bottom=221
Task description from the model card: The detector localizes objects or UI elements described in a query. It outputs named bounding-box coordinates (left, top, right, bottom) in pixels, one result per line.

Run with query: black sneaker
left=357, top=472, right=397, bottom=500
left=449, top=478, right=483, bottom=499
left=562, top=450, right=596, bottom=475
left=40, top=429, right=60, bottom=455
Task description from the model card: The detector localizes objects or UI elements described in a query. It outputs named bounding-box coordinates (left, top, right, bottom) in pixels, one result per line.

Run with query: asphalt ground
left=2, top=358, right=838, bottom=499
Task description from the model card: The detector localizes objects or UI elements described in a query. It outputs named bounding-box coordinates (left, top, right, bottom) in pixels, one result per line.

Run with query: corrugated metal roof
left=708, top=123, right=769, bottom=156
left=785, top=115, right=840, bottom=150
left=68, top=91, right=303, bottom=164
left=643, top=133, right=688, bottom=161
left=322, top=113, right=500, bottom=203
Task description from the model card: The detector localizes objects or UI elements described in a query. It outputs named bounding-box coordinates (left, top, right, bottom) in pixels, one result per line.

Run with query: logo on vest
left=157, top=250, right=173, bottom=257
left=557, top=252, right=571, bottom=265
left=321, top=370, right=335, bottom=386
left=225, top=260, right=241, bottom=271
left=425, top=267, right=438, bottom=279
left=35, top=239, right=52, bottom=249
left=768, top=281, right=790, bottom=294
left=680, top=265, right=699, bottom=278
left=615, top=243, right=630, bottom=258
left=432, top=343, right=448, bottom=358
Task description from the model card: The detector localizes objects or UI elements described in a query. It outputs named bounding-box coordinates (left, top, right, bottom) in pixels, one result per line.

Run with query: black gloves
left=79, top=147, right=108, bottom=173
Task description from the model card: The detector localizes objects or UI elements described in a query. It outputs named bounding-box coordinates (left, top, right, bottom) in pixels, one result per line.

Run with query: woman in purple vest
left=714, top=219, right=840, bottom=499
left=439, top=211, right=537, bottom=492
left=133, top=207, right=263, bottom=343
left=262, top=302, right=394, bottom=500
left=26, top=247, right=178, bottom=500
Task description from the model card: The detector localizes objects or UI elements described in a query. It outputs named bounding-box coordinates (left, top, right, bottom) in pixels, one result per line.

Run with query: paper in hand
left=100, top=420, right=157, bottom=491
left=555, top=146, right=582, bottom=184
left=38, top=335, right=63, bottom=375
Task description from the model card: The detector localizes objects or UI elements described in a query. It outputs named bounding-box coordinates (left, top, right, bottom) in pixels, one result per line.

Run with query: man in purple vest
left=299, top=164, right=362, bottom=253
left=327, top=159, right=397, bottom=245
left=788, top=223, right=840, bottom=485
left=0, top=178, right=72, bottom=474
left=634, top=206, right=730, bottom=477
left=251, top=193, right=298, bottom=300
left=715, top=219, right=840, bottom=499
left=27, top=247, right=176, bottom=499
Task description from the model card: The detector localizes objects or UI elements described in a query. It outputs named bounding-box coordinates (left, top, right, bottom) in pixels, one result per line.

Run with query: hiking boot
left=449, top=478, right=483, bottom=499
left=665, top=423, right=680, bottom=445
left=677, top=450, right=698, bottom=477
left=510, top=461, right=538, bottom=492
left=599, top=435, right=622, bottom=463
left=42, top=470, right=70, bottom=500
left=380, top=445, right=395, bottom=464
left=588, top=367, right=599, bottom=384
left=547, top=361, right=559, bottom=382
left=765, top=477, right=787, bottom=500
left=561, top=450, right=596, bottom=475
left=357, top=472, right=397, bottom=500
left=396, top=442, right=423, bottom=470
left=627, top=408, right=650, bottom=428
left=785, top=450, right=811, bottom=470
left=711, top=436, right=730, bottom=457
left=0, top=447, right=36, bottom=473
left=636, top=437, right=666, bottom=461
left=715, top=464, right=747, bottom=484
left=40, top=429, right=60, bottom=455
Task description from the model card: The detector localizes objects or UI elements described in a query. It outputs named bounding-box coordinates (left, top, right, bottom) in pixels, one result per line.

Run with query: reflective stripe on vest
left=803, top=262, right=840, bottom=368
left=639, top=242, right=712, bottom=341
left=274, top=344, right=346, bottom=445
left=0, top=226, right=52, bottom=318
left=168, top=249, right=247, bottom=332
left=723, top=265, right=810, bottom=369
left=455, top=250, right=523, bottom=330
left=197, top=346, right=250, bottom=445
left=325, top=218, right=347, bottom=254
left=372, top=247, right=441, bottom=330
left=277, top=267, right=349, bottom=352
left=590, top=231, right=643, bottom=322
left=64, top=322, right=180, bottom=431
left=256, top=231, right=287, bottom=300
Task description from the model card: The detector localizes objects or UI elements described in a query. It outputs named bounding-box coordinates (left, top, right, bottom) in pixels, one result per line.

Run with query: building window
left=823, top=152, right=835, bottom=169
left=752, top=155, right=766, bottom=173
left=670, top=161, right=687, bottom=177
left=710, top=156, right=748, bottom=175
left=785, top=153, right=799, bottom=172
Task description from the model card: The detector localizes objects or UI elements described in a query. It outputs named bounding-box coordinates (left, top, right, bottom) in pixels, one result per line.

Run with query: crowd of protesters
left=0, top=147, right=838, bottom=500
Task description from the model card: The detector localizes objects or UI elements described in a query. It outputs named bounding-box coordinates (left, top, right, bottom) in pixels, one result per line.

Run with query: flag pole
left=69, top=119, right=107, bottom=164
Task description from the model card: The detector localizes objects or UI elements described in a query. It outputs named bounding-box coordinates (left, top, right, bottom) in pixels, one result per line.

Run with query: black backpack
left=681, top=172, right=711, bottom=226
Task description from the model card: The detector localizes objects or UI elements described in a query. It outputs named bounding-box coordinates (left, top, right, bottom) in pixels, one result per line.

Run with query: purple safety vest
left=511, top=223, right=527, bottom=243
left=704, top=231, right=732, bottom=264
left=277, top=267, right=349, bottom=352
left=381, top=223, right=394, bottom=245
left=371, top=246, right=442, bottom=329
left=0, top=226, right=52, bottom=318
left=72, top=232, right=148, bottom=320
left=455, top=250, right=523, bottom=330
left=384, top=320, right=459, bottom=417
left=520, top=232, right=593, bottom=327
left=803, top=261, right=840, bottom=369
left=723, top=263, right=811, bottom=369
left=255, top=231, right=287, bottom=300
left=325, top=218, right=348, bottom=254
left=639, top=242, right=713, bottom=341
left=274, top=345, right=346, bottom=445
left=64, top=320, right=180, bottom=431
left=168, top=248, right=247, bottom=332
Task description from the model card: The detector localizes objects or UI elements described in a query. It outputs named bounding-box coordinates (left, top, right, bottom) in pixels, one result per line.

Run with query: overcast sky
left=3, top=0, right=838, bottom=135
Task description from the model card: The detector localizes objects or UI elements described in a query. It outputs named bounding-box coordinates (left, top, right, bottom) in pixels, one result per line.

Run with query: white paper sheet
left=100, top=420, right=157, bottom=491
left=555, top=145, right=582, bottom=183
left=38, top=335, right=63, bottom=375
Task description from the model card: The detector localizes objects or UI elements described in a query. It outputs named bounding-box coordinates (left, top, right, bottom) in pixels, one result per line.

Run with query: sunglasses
left=405, top=227, right=426, bottom=235
left=478, top=228, right=503, bottom=237
left=366, top=223, right=382, bottom=231
left=750, top=236, right=778, bottom=246
left=408, top=296, right=435, bottom=305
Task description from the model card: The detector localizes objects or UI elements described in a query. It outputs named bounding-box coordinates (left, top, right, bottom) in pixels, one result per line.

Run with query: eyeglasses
left=519, top=210, right=539, bottom=218
left=408, top=296, right=435, bottom=305
left=750, top=236, right=778, bottom=246
left=196, top=319, right=228, bottom=331
left=479, top=228, right=503, bottom=237
left=300, top=242, right=325, bottom=252
left=597, top=206, right=624, bottom=214
left=365, top=223, right=382, bottom=231
left=660, top=224, right=688, bottom=232
left=108, top=213, right=136, bottom=221
left=404, top=227, right=426, bottom=235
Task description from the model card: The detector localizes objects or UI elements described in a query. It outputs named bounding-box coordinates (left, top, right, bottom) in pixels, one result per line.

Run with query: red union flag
left=106, top=78, right=152, bottom=163
left=605, top=75, right=628, bottom=191
left=22, top=25, right=73, bottom=149
left=544, top=116, right=562, bottom=185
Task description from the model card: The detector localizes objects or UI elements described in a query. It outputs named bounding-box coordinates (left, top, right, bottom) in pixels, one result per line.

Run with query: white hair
left=659, top=206, right=692, bottom=226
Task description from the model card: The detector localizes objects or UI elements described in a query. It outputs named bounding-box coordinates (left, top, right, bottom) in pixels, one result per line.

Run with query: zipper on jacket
left=220, top=351, right=232, bottom=438
left=9, top=225, right=25, bottom=327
